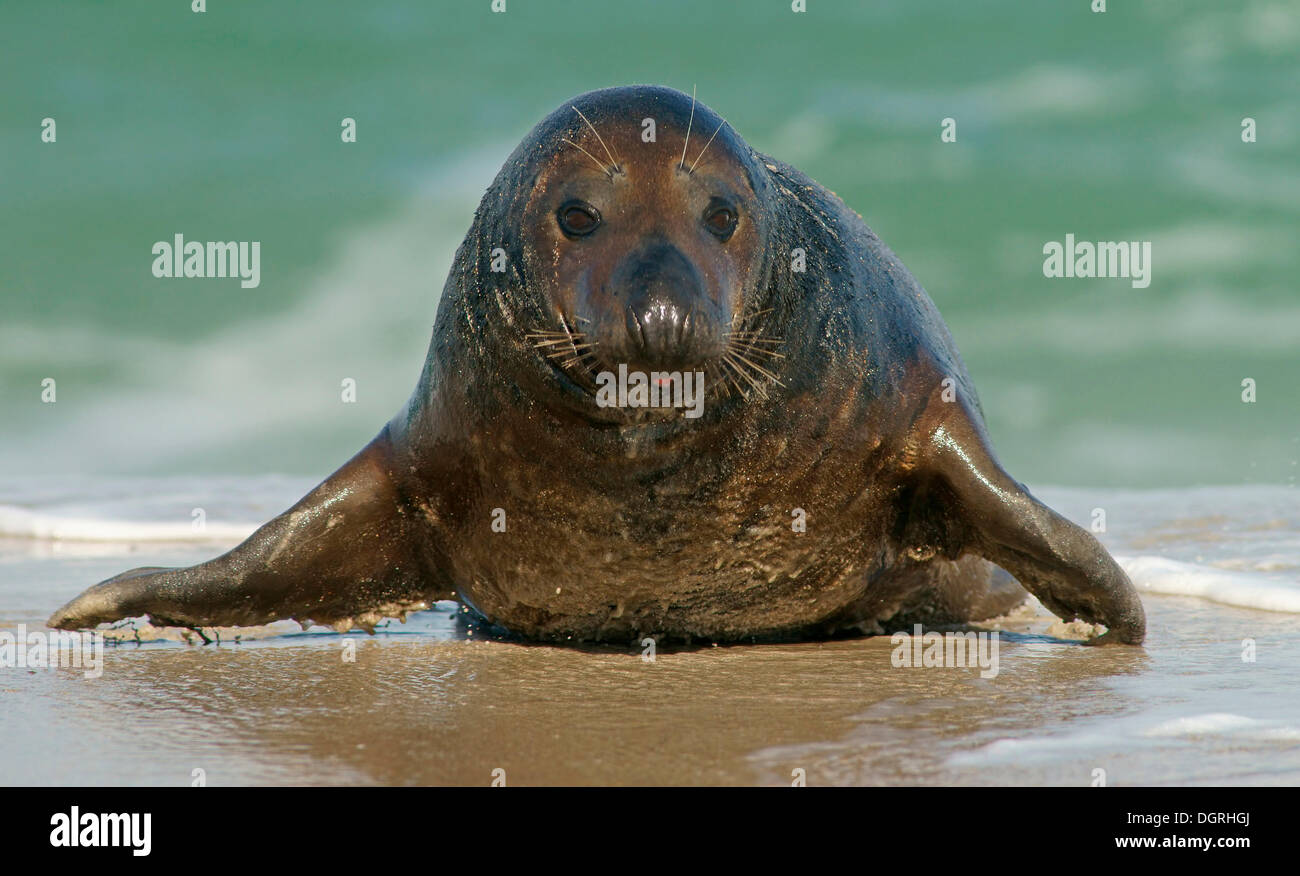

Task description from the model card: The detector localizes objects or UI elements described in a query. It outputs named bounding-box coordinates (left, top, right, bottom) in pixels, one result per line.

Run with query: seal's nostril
left=625, top=308, right=647, bottom=353
left=606, top=242, right=724, bottom=367
left=621, top=299, right=711, bottom=368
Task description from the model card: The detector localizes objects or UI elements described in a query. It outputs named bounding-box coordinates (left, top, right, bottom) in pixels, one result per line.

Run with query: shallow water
left=1, top=479, right=1297, bottom=786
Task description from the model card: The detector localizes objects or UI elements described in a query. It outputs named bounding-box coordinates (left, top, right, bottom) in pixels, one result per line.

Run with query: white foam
left=0, top=505, right=256, bottom=543
left=949, top=712, right=1300, bottom=768
left=1119, top=555, right=1300, bottom=614
left=1142, top=713, right=1300, bottom=740
left=947, top=730, right=1125, bottom=766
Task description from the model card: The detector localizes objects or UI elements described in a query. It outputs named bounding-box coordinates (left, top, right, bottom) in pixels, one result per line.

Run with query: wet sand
left=4, top=542, right=1299, bottom=786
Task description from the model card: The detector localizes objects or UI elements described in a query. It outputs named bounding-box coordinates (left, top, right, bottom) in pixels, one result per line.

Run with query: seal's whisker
left=560, top=347, right=600, bottom=369
left=724, top=352, right=763, bottom=396
left=724, top=351, right=779, bottom=398
left=571, top=106, right=621, bottom=173
left=723, top=365, right=745, bottom=399
left=727, top=340, right=786, bottom=360
left=679, top=84, right=697, bottom=171
left=730, top=308, right=774, bottom=328
left=725, top=332, right=786, bottom=364
left=546, top=344, right=597, bottom=359
left=727, top=342, right=784, bottom=353
left=689, top=118, right=728, bottom=174
left=560, top=138, right=613, bottom=177
left=722, top=340, right=780, bottom=358
left=722, top=358, right=759, bottom=395
left=724, top=332, right=783, bottom=344
left=555, top=343, right=595, bottom=358
left=723, top=353, right=765, bottom=397
left=530, top=339, right=590, bottom=351
left=702, top=361, right=726, bottom=398
left=708, top=362, right=734, bottom=399
left=728, top=349, right=784, bottom=385
left=720, top=363, right=747, bottom=400
left=550, top=315, right=604, bottom=377
left=531, top=336, right=591, bottom=348
left=712, top=357, right=740, bottom=398
left=529, top=320, right=599, bottom=377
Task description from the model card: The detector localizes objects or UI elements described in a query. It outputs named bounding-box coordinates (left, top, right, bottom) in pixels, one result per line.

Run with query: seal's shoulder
left=754, top=150, right=976, bottom=403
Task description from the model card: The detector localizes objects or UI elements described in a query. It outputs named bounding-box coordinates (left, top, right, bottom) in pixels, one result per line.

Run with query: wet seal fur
left=51, top=86, right=1145, bottom=645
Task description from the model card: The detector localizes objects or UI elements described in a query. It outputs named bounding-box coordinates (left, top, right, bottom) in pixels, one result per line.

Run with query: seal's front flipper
left=48, top=428, right=445, bottom=633
left=919, top=405, right=1145, bottom=645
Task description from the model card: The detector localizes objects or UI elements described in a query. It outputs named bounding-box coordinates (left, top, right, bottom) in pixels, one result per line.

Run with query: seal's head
left=470, top=86, right=780, bottom=408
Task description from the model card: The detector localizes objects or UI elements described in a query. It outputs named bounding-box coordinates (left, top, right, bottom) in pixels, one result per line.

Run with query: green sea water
left=1, top=0, right=1296, bottom=487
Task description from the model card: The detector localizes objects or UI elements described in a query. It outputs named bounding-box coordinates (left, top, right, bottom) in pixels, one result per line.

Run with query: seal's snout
left=611, top=243, right=724, bottom=369
left=627, top=297, right=702, bottom=368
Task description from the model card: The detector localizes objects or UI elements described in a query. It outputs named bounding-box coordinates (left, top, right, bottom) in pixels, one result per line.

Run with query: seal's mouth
left=527, top=310, right=786, bottom=407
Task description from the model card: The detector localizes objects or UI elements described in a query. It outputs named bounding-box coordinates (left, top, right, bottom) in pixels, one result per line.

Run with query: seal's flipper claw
left=49, top=428, right=449, bottom=632
left=47, top=566, right=177, bottom=630
left=921, top=402, right=1146, bottom=646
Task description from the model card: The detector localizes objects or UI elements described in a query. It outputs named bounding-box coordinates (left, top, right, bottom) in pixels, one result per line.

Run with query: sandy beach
left=3, top=481, right=1297, bottom=786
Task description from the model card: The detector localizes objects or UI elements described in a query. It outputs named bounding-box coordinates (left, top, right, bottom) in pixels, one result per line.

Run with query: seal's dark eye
left=703, top=202, right=738, bottom=240
left=557, top=201, right=601, bottom=237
